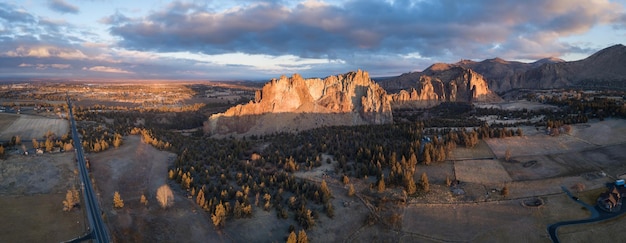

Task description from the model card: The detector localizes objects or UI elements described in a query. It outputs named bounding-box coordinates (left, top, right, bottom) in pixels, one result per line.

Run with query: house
left=597, top=183, right=626, bottom=212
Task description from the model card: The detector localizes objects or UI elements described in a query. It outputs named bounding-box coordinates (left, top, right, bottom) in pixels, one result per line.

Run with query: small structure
left=597, top=181, right=626, bottom=212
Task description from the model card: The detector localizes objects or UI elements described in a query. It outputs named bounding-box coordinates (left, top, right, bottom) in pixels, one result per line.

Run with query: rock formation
left=205, top=70, right=392, bottom=136
left=388, top=66, right=501, bottom=107
left=381, top=44, right=626, bottom=93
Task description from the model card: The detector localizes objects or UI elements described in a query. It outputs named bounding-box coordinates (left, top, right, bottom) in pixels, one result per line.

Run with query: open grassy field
left=88, top=135, right=226, bottom=242
left=0, top=114, right=68, bottom=141
left=0, top=113, right=19, bottom=134
left=0, top=152, right=85, bottom=242
left=454, top=159, right=512, bottom=184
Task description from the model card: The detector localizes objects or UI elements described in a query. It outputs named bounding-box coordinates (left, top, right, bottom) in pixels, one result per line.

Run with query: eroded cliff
left=205, top=70, right=392, bottom=136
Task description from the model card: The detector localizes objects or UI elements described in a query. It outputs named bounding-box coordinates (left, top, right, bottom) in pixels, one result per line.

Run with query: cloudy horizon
left=1, top=0, right=625, bottom=81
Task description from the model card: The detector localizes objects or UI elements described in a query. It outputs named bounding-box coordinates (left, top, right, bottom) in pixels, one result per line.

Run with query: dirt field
left=454, top=159, right=512, bottom=185
left=0, top=113, right=69, bottom=141
left=0, top=152, right=86, bottom=242
left=87, top=135, right=225, bottom=242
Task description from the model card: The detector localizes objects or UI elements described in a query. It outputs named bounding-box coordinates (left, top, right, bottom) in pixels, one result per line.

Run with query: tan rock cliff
left=205, top=70, right=392, bottom=136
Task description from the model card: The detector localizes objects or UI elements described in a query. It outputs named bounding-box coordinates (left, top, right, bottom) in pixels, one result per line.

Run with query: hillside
left=381, top=44, right=626, bottom=93
left=204, top=70, right=392, bottom=136
left=388, top=66, right=501, bottom=108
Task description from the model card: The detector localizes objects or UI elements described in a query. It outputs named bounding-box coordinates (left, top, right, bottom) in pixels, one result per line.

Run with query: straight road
left=67, top=96, right=110, bottom=243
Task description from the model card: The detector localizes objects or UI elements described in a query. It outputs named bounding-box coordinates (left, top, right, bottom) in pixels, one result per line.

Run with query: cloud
left=83, top=66, right=133, bottom=74
left=48, top=0, right=79, bottom=14
left=19, top=63, right=71, bottom=69
left=106, top=0, right=625, bottom=64
left=4, top=45, right=87, bottom=59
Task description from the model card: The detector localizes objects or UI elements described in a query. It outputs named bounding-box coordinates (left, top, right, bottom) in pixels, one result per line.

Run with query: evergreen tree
left=212, top=202, right=227, bottom=228
left=420, top=172, right=430, bottom=193
left=347, top=184, right=355, bottom=197
left=404, top=172, right=416, bottom=195
left=113, top=191, right=124, bottom=208
left=297, top=229, right=308, bottom=243
left=286, top=231, right=297, bottom=243
left=377, top=175, right=386, bottom=192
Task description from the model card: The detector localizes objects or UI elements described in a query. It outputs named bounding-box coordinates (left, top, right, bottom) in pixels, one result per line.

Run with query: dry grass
left=0, top=114, right=68, bottom=141
left=454, top=159, right=512, bottom=184
left=0, top=151, right=84, bottom=242
left=0, top=194, right=86, bottom=242
left=88, top=135, right=227, bottom=242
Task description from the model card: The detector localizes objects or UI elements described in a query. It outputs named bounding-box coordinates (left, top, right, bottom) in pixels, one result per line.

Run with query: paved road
left=547, top=186, right=626, bottom=243
left=67, top=97, right=110, bottom=243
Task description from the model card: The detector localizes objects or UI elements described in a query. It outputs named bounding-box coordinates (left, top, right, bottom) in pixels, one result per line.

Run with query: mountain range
left=380, top=44, right=626, bottom=93
left=205, top=44, right=625, bottom=136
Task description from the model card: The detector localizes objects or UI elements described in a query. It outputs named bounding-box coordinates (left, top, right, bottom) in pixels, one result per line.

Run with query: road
left=67, top=96, right=110, bottom=243
left=547, top=186, right=626, bottom=243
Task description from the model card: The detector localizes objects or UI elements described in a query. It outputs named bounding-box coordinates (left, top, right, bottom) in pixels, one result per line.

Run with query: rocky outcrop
left=205, top=70, right=392, bottom=136
left=388, top=66, right=501, bottom=107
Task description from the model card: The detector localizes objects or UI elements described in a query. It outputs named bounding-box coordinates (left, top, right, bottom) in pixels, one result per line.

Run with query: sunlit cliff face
left=205, top=70, right=393, bottom=136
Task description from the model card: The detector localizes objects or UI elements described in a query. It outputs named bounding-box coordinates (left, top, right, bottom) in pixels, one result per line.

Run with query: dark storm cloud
left=48, top=0, right=80, bottom=14
left=107, top=0, right=625, bottom=62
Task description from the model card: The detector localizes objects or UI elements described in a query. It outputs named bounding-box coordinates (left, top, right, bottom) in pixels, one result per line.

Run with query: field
left=454, top=159, right=513, bottom=184
left=0, top=113, right=68, bottom=141
left=0, top=153, right=85, bottom=242
left=87, top=135, right=226, bottom=242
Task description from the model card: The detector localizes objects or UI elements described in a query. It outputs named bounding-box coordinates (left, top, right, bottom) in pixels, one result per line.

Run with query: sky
left=1, top=0, right=625, bottom=81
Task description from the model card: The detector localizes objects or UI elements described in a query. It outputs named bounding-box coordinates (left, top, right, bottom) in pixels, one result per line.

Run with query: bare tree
left=156, top=184, right=174, bottom=209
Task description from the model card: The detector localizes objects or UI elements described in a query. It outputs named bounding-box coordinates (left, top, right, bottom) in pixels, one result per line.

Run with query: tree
left=156, top=184, right=174, bottom=209
left=420, top=172, right=429, bottom=193
left=377, top=175, right=386, bottom=192
left=342, top=175, right=350, bottom=185
left=0, top=145, right=4, bottom=156
left=320, top=180, right=332, bottom=203
left=212, top=202, right=226, bottom=228
left=32, top=138, right=39, bottom=149
left=263, top=193, right=272, bottom=211
left=347, top=184, right=355, bottom=197
left=113, top=191, right=124, bottom=208
left=501, top=185, right=509, bottom=197
left=112, top=133, right=123, bottom=148
left=571, top=183, right=585, bottom=194
left=297, top=229, right=308, bottom=243
left=140, top=194, right=148, bottom=206
left=45, top=139, right=54, bottom=152
left=14, top=135, right=21, bottom=145
left=445, top=175, right=452, bottom=187
left=505, top=148, right=511, bottom=162
left=287, top=231, right=297, bottom=243
left=62, top=141, right=72, bottom=151
left=404, top=172, right=417, bottom=195
left=62, top=188, right=80, bottom=211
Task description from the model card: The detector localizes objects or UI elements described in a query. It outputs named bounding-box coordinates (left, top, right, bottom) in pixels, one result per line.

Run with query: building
left=597, top=181, right=626, bottom=212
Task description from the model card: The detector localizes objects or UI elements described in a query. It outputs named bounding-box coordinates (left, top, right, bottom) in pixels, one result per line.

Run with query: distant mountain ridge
left=380, top=44, right=626, bottom=93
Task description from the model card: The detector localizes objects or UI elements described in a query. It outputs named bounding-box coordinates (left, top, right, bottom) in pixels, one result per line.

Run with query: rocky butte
left=386, top=66, right=502, bottom=108
left=205, top=70, right=392, bottom=136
